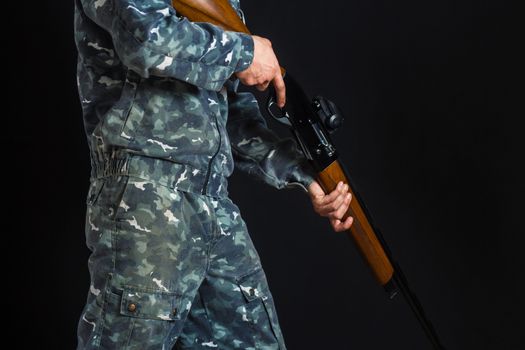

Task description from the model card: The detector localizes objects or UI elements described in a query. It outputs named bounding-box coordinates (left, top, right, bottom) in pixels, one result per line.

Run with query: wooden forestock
left=318, top=161, right=394, bottom=285
left=172, top=0, right=394, bottom=287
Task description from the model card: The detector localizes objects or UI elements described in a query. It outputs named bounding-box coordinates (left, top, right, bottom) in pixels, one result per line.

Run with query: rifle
left=173, top=1, right=445, bottom=348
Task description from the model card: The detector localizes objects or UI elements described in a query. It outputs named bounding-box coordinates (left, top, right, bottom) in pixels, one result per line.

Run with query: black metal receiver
left=267, top=74, right=343, bottom=173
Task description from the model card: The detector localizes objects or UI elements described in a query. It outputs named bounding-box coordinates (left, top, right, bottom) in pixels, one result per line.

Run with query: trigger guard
left=266, top=90, right=292, bottom=127
left=266, top=97, right=278, bottom=119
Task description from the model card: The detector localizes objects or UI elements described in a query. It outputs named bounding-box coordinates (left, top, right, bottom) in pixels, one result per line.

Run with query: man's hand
left=235, top=35, right=286, bottom=108
left=308, top=181, right=354, bottom=232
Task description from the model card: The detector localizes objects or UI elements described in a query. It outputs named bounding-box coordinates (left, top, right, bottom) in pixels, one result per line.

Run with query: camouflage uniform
left=74, top=0, right=314, bottom=349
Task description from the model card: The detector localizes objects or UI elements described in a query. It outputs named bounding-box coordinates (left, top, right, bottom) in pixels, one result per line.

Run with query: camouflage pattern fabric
left=75, top=0, right=316, bottom=348
left=78, top=154, right=286, bottom=349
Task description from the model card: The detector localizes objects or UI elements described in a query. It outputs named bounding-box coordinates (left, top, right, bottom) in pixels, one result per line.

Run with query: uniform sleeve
left=79, top=0, right=253, bottom=91
left=226, top=83, right=316, bottom=192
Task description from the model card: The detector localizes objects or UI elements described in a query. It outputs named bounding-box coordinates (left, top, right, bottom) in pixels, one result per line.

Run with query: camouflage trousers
left=77, top=154, right=287, bottom=349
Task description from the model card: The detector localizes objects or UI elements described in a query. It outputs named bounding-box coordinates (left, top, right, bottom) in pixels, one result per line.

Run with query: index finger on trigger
left=272, top=74, right=286, bottom=108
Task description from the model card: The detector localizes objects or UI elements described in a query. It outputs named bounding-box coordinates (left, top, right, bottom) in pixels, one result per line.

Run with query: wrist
left=233, top=33, right=254, bottom=73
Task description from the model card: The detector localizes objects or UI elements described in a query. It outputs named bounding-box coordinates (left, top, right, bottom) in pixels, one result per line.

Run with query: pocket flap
left=236, top=268, right=269, bottom=302
left=119, top=286, right=179, bottom=321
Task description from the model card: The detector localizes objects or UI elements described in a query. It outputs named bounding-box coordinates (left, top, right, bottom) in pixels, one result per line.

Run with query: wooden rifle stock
left=172, top=0, right=249, bottom=33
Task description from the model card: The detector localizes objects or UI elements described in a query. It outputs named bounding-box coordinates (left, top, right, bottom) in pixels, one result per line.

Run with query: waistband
left=90, top=151, right=228, bottom=198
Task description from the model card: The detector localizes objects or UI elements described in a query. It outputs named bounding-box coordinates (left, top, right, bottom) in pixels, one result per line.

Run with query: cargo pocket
left=237, top=268, right=286, bottom=349
left=99, top=285, right=182, bottom=349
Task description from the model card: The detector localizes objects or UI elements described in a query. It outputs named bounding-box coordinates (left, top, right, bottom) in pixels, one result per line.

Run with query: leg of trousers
left=77, top=175, right=287, bottom=349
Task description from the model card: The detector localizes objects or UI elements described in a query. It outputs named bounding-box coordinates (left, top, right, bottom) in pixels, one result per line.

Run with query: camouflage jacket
left=74, top=0, right=315, bottom=196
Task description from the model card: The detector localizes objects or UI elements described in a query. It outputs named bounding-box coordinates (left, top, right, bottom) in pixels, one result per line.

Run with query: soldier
left=74, top=0, right=353, bottom=349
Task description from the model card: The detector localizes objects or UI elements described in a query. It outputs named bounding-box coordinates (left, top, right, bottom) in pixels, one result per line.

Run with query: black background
left=6, top=1, right=523, bottom=349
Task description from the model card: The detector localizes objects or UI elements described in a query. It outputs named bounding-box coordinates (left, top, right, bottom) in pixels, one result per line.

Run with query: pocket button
left=128, top=303, right=137, bottom=312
